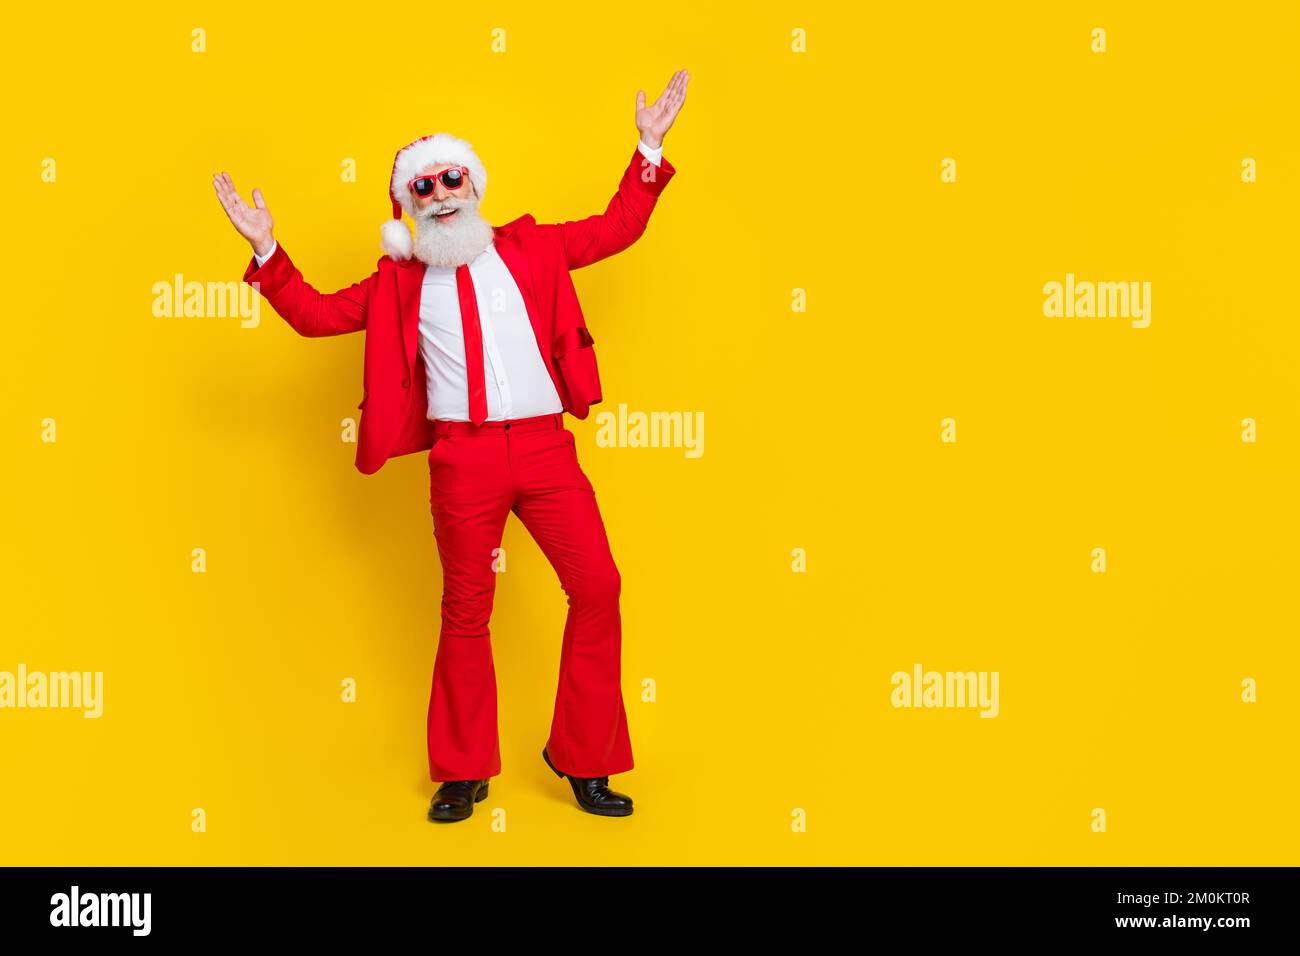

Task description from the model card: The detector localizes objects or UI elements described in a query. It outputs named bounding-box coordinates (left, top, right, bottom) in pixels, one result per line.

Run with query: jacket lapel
left=395, top=256, right=425, bottom=378
left=492, top=225, right=547, bottom=350
left=396, top=219, right=541, bottom=382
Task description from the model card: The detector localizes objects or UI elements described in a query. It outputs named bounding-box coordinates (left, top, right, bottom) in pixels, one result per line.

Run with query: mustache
left=418, top=196, right=476, bottom=220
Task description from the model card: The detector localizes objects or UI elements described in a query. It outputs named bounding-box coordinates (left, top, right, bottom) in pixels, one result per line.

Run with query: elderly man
left=213, top=70, right=688, bottom=822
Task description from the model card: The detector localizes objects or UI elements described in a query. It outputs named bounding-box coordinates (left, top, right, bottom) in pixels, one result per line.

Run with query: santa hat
left=381, top=132, right=488, bottom=261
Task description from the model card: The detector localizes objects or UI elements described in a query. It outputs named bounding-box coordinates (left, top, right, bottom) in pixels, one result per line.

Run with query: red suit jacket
left=242, top=145, right=677, bottom=474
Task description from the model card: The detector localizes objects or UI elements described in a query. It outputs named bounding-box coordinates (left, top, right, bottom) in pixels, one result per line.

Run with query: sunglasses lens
left=412, top=178, right=435, bottom=196
left=440, top=169, right=463, bottom=189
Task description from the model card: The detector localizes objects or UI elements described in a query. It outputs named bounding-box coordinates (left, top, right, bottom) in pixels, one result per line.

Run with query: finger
left=220, top=172, right=242, bottom=204
left=656, top=76, right=673, bottom=109
left=213, top=176, right=237, bottom=216
left=216, top=176, right=251, bottom=225
left=223, top=174, right=251, bottom=211
left=213, top=177, right=231, bottom=214
left=666, top=73, right=685, bottom=111
left=648, top=74, right=667, bottom=107
left=215, top=191, right=241, bottom=225
left=667, top=69, right=684, bottom=99
left=636, top=89, right=646, bottom=111
left=214, top=172, right=233, bottom=205
left=252, top=188, right=267, bottom=210
left=659, top=78, right=679, bottom=117
left=670, top=75, right=691, bottom=111
left=673, top=72, right=690, bottom=112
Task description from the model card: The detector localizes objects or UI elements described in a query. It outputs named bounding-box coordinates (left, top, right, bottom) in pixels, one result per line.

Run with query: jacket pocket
left=552, top=326, right=602, bottom=410
left=554, top=325, right=595, bottom=355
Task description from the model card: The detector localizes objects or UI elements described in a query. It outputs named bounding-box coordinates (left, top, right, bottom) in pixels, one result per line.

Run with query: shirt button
left=401, top=377, right=410, bottom=388
left=504, top=423, right=511, bottom=431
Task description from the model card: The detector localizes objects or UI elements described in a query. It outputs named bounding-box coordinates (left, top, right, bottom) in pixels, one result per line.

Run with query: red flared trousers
left=425, top=412, right=632, bottom=782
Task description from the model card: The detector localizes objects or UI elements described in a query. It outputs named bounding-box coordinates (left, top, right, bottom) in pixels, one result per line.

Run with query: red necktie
left=454, top=263, right=488, bottom=425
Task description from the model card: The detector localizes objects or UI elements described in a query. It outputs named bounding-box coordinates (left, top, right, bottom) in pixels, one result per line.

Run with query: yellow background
left=2, top=1, right=1296, bottom=865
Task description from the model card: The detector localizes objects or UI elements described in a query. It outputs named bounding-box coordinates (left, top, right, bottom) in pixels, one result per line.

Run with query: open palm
left=635, top=69, right=690, bottom=149
left=212, top=172, right=274, bottom=254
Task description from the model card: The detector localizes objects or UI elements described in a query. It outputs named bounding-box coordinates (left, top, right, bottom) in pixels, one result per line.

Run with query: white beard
left=412, top=196, right=495, bottom=267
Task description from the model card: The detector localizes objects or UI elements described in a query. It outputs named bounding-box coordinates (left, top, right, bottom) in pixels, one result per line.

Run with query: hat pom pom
left=381, top=218, right=413, bottom=261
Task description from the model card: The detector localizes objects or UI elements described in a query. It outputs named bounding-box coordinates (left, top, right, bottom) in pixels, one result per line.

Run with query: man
left=212, top=70, right=688, bottom=822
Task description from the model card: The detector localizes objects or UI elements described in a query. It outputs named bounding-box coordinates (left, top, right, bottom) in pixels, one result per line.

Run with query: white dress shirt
left=255, top=139, right=663, bottom=422
left=419, top=241, right=563, bottom=420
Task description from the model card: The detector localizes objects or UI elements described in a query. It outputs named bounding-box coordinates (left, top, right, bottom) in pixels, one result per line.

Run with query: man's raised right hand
left=213, top=172, right=275, bottom=258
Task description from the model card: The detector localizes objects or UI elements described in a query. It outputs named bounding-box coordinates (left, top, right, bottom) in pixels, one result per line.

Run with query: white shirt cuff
left=253, top=240, right=277, bottom=266
left=637, top=138, right=663, bottom=167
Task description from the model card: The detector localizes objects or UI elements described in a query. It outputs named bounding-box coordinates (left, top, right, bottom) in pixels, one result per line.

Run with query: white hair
left=381, top=132, right=489, bottom=261
left=411, top=195, right=495, bottom=268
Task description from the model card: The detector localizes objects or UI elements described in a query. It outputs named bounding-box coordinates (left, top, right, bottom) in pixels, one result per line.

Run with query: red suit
left=243, top=146, right=677, bottom=780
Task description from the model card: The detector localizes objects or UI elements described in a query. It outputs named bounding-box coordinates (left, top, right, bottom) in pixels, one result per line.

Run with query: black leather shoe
left=542, top=747, right=633, bottom=816
left=427, top=779, right=489, bottom=822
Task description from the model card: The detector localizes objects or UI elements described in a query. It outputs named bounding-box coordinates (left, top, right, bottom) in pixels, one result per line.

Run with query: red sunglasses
left=407, top=166, right=470, bottom=197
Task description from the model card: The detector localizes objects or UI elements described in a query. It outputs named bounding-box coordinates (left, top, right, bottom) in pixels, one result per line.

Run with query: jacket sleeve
left=548, top=145, right=677, bottom=270
left=242, top=243, right=372, bottom=337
